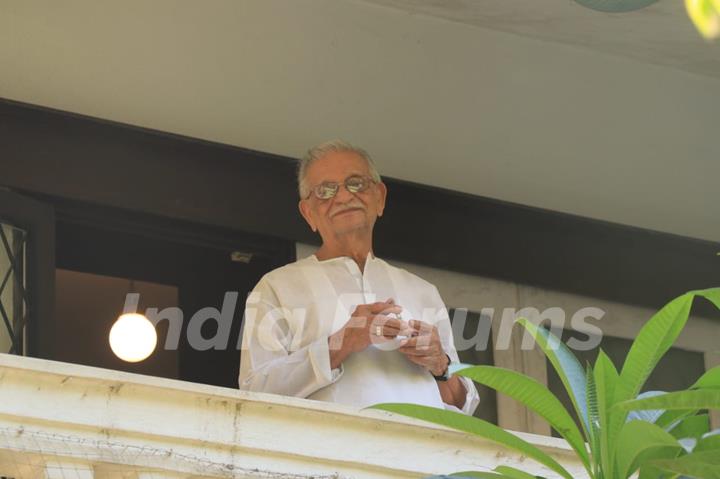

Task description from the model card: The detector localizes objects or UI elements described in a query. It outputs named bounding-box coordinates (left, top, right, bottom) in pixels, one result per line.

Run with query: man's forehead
left=307, top=151, right=370, bottom=180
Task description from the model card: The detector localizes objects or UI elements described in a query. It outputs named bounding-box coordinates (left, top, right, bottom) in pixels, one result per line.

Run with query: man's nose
left=333, top=183, right=355, bottom=202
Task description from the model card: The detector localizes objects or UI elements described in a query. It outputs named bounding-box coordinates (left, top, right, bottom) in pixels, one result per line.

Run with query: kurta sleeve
left=431, top=286, right=481, bottom=416
left=238, top=280, right=343, bottom=398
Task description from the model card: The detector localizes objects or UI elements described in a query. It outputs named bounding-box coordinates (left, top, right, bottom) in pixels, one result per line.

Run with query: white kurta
left=238, top=253, right=480, bottom=415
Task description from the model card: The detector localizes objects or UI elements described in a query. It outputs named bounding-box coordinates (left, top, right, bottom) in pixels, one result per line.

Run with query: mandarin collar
left=310, top=250, right=375, bottom=264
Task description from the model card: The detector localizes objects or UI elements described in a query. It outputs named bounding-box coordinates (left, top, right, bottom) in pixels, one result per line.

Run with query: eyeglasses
left=306, top=175, right=376, bottom=200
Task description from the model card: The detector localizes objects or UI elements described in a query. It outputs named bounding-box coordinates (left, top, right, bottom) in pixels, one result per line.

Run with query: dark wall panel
left=0, top=99, right=307, bottom=242
left=2, top=98, right=718, bottom=313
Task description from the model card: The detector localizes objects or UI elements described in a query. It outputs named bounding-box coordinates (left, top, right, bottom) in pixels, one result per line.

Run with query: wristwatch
left=431, top=354, right=452, bottom=381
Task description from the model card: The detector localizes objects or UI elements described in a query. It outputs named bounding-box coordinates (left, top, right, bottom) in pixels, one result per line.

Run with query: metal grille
left=0, top=222, right=28, bottom=355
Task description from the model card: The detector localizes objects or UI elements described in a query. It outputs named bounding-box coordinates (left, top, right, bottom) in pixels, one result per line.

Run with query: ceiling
left=1, top=0, right=718, bottom=242
left=361, top=0, right=720, bottom=79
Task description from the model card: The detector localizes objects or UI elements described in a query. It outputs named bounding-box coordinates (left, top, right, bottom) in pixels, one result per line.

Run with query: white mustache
left=330, top=201, right=366, bottom=217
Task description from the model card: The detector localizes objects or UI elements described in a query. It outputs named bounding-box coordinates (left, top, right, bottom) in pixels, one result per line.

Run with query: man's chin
left=331, top=221, right=371, bottom=237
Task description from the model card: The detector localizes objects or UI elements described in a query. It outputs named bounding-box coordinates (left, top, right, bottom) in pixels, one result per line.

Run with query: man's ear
left=298, top=199, right=317, bottom=232
left=376, top=182, right=388, bottom=217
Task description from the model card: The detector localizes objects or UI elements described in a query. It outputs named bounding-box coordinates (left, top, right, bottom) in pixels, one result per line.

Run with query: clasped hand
left=329, top=299, right=449, bottom=376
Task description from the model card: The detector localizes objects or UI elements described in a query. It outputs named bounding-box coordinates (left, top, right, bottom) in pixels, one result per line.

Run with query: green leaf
left=695, top=431, right=720, bottom=452
left=585, top=363, right=601, bottom=479
left=617, top=389, right=720, bottom=412
left=626, top=391, right=667, bottom=424
left=648, top=450, right=720, bottom=478
left=593, top=350, right=619, bottom=479
left=371, top=403, right=573, bottom=479
left=617, top=289, right=720, bottom=404
left=446, top=472, right=515, bottom=478
left=516, top=318, right=590, bottom=439
left=692, top=287, right=720, bottom=311
left=638, top=462, right=667, bottom=479
left=611, top=289, right=720, bottom=462
left=616, top=292, right=693, bottom=405
left=669, top=414, right=710, bottom=440
left=656, top=409, right=694, bottom=431
left=493, top=465, right=541, bottom=479
left=687, top=0, right=720, bottom=40
left=692, top=365, right=720, bottom=390
left=655, top=366, right=720, bottom=429
left=615, top=420, right=683, bottom=479
left=455, top=365, right=590, bottom=473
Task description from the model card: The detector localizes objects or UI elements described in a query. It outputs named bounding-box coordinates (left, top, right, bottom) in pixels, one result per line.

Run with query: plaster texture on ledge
left=0, top=354, right=587, bottom=478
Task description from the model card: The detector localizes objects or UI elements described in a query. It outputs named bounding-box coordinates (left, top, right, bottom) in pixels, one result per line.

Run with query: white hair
left=297, top=139, right=381, bottom=199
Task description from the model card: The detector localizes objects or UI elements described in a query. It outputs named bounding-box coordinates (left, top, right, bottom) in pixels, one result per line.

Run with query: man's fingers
left=398, top=347, right=429, bottom=356
left=370, top=319, right=410, bottom=339
left=372, top=325, right=399, bottom=338
left=387, top=318, right=411, bottom=331
left=399, top=345, right=433, bottom=355
left=371, top=316, right=408, bottom=329
left=398, top=336, right=436, bottom=351
left=400, top=334, right=434, bottom=346
left=368, top=301, right=402, bottom=313
left=408, top=320, right=437, bottom=337
left=409, top=319, right=433, bottom=330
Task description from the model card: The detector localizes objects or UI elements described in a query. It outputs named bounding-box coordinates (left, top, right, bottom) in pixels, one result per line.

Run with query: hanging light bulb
left=109, top=313, right=157, bottom=362
left=109, top=280, right=157, bottom=362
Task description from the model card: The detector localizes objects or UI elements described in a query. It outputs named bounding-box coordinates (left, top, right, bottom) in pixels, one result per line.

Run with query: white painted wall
left=0, top=0, right=718, bottom=241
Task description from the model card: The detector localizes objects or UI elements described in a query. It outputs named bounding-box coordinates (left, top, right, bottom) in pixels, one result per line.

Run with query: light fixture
left=109, top=280, right=157, bottom=363
left=573, top=0, right=659, bottom=12
left=686, top=0, right=720, bottom=39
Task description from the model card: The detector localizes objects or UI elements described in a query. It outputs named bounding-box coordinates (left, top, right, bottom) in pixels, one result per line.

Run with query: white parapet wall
left=0, top=353, right=587, bottom=479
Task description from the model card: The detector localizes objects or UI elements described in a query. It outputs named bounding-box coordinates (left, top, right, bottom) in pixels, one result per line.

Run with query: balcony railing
left=0, top=353, right=586, bottom=478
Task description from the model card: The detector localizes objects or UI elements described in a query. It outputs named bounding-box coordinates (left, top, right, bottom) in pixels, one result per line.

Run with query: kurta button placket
left=362, top=272, right=372, bottom=304
left=344, top=259, right=364, bottom=295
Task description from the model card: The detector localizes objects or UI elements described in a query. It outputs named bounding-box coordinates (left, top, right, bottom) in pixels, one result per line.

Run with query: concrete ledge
left=0, top=354, right=587, bottom=478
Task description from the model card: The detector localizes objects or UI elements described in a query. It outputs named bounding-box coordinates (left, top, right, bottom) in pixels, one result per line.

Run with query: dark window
left=449, top=308, right=498, bottom=424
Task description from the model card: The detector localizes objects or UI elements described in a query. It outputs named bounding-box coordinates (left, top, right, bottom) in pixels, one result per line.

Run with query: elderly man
left=238, top=140, right=479, bottom=414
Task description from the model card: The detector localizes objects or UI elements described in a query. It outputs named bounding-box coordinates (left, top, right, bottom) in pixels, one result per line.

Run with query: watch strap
left=432, top=354, right=452, bottom=381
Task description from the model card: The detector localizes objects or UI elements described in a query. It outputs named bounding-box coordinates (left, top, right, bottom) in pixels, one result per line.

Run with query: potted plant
left=373, top=288, right=720, bottom=478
